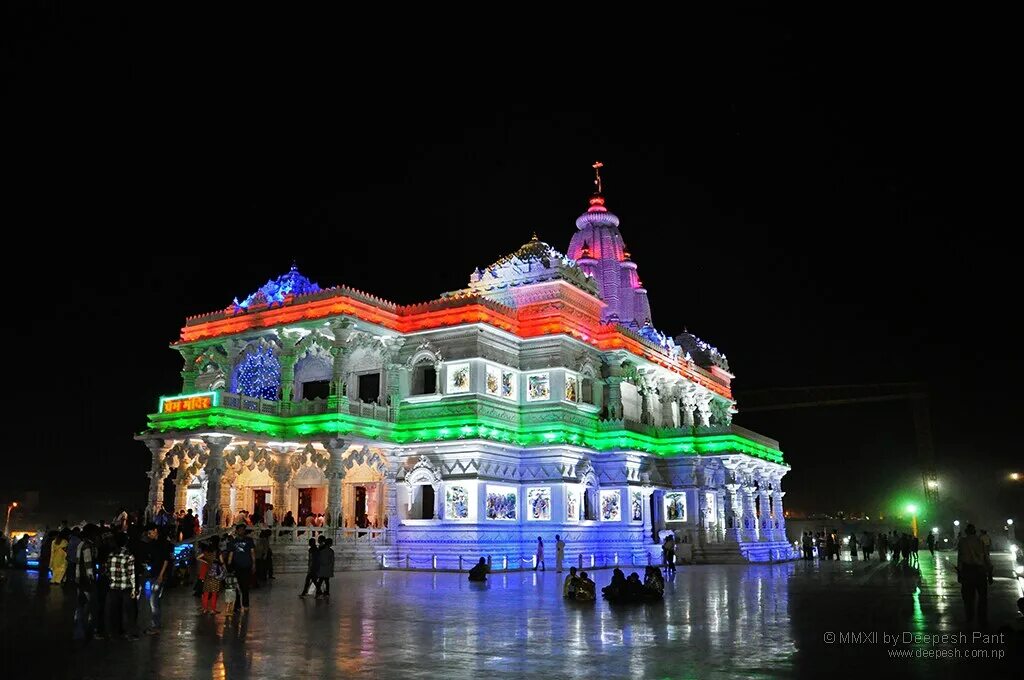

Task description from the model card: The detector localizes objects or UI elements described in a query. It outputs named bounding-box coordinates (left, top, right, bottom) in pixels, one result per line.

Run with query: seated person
left=602, top=568, right=627, bottom=600
left=562, top=566, right=580, bottom=599
left=624, top=572, right=644, bottom=602
left=643, top=565, right=664, bottom=600
left=575, top=572, right=596, bottom=601
left=467, top=557, right=488, bottom=582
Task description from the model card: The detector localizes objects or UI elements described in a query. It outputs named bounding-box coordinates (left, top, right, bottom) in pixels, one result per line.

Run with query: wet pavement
left=1, top=552, right=1021, bottom=679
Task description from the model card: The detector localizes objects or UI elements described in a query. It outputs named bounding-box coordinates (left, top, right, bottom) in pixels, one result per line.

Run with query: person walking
left=849, top=534, right=859, bottom=560
left=662, top=535, right=676, bottom=574
left=104, top=533, right=138, bottom=640
left=300, top=538, right=321, bottom=597
left=555, top=535, right=565, bottom=573
left=926, top=531, right=936, bottom=556
left=226, top=524, right=256, bottom=612
left=956, top=524, right=992, bottom=627
left=143, top=523, right=172, bottom=635
left=315, top=538, right=335, bottom=600
left=72, top=524, right=99, bottom=640
left=533, top=537, right=545, bottom=571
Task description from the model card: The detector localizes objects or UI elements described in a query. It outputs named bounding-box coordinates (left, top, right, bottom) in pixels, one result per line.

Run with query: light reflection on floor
left=2, top=552, right=1021, bottom=679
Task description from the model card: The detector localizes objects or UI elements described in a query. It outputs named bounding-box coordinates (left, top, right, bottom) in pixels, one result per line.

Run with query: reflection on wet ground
left=0, top=552, right=1020, bottom=679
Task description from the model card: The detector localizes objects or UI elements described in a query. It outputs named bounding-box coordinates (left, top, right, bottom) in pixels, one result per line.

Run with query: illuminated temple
left=140, top=166, right=794, bottom=567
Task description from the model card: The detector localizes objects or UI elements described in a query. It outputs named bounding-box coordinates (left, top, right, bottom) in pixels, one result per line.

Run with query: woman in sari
left=49, top=529, right=70, bottom=584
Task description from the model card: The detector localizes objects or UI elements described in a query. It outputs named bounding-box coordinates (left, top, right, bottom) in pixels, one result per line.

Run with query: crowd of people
left=29, top=515, right=177, bottom=641
left=798, top=529, right=922, bottom=565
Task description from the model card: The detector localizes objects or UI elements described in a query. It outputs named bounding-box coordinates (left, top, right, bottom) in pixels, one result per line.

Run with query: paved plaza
left=1, top=553, right=1021, bottom=679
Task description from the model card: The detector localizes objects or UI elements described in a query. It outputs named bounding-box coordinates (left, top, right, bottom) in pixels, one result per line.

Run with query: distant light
left=954, top=520, right=960, bottom=527
left=1008, top=519, right=1015, bottom=526
left=926, top=480, right=939, bottom=490
left=906, top=504, right=918, bottom=515
left=932, top=527, right=939, bottom=534
left=943, top=538, right=949, bottom=543
left=1011, top=473, right=1021, bottom=481
left=1016, top=564, right=1024, bottom=575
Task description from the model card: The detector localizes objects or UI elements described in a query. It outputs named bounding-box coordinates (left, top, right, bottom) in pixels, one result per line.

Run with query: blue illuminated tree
left=231, top=347, right=281, bottom=400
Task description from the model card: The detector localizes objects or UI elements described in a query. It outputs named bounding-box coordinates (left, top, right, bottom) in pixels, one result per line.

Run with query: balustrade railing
left=384, top=550, right=654, bottom=572
left=174, top=525, right=387, bottom=547
left=213, top=390, right=395, bottom=422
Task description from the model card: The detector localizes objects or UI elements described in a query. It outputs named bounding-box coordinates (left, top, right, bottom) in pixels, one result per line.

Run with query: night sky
left=4, top=8, right=1018, bottom=527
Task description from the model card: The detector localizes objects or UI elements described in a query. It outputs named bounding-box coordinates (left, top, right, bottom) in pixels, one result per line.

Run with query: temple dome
left=230, top=264, right=321, bottom=312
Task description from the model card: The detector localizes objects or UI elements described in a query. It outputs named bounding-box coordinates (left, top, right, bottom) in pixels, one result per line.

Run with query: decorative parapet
left=145, top=393, right=783, bottom=464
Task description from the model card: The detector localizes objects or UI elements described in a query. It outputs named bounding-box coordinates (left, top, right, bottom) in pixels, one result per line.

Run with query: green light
left=906, top=504, right=918, bottom=515
left=146, top=396, right=785, bottom=464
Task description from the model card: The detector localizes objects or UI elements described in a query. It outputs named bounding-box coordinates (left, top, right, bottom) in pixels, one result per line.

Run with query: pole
left=911, top=514, right=918, bottom=538
left=4, top=504, right=15, bottom=536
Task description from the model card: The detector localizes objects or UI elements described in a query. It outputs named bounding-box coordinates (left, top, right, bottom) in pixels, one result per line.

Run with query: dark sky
left=3, top=7, right=1018, bottom=526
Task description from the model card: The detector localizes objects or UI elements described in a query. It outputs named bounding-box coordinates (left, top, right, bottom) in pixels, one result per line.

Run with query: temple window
left=411, top=365, right=437, bottom=395
left=301, top=379, right=330, bottom=400
left=357, top=372, right=381, bottom=403
left=581, top=378, right=594, bottom=405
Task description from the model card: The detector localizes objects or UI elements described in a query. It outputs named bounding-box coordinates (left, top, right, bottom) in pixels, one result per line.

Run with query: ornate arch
left=407, top=341, right=443, bottom=369
left=402, top=454, right=441, bottom=489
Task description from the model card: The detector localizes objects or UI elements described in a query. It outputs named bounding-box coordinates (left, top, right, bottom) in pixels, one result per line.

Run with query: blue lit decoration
left=231, top=264, right=321, bottom=313
left=636, top=321, right=682, bottom=360
left=231, top=346, right=281, bottom=400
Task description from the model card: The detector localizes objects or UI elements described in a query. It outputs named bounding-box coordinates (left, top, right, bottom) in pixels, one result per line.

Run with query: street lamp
left=4, top=501, right=18, bottom=535
left=1008, top=519, right=1016, bottom=544
left=906, top=504, right=919, bottom=537
left=932, top=527, right=939, bottom=534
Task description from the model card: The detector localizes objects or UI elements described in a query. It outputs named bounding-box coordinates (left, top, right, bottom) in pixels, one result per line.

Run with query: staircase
left=688, top=540, right=798, bottom=564
left=271, top=540, right=382, bottom=572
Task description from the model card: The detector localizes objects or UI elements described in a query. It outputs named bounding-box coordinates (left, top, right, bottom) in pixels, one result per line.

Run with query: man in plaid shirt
left=104, top=533, right=138, bottom=640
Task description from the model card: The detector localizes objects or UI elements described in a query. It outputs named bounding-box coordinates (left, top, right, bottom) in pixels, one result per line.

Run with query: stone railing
left=213, top=391, right=395, bottom=422
left=175, top=526, right=387, bottom=547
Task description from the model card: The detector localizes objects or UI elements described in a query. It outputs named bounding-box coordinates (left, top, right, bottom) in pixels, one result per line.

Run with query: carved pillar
left=724, top=483, right=742, bottom=542
left=433, top=360, right=443, bottom=395
left=658, top=382, right=675, bottom=428
left=279, top=350, right=297, bottom=414
left=432, top=482, right=441, bottom=520
left=144, top=439, right=171, bottom=518
left=715, top=488, right=726, bottom=543
left=174, top=463, right=191, bottom=515
left=324, top=438, right=348, bottom=527
left=696, top=489, right=709, bottom=548
left=758, top=485, right=773, bottom=541
left=271, top=454, right=292, bottom=523
left=773, top=484, right=787, bottom=540
left=605, top=376, right=623, bottom=420
left=386, top=362, right=404, bottom=415
left=695, top=392, right=712, bottom=428
left=329, top=345, right=349, bottom=404
left=638, top=387, right=655, bottom=426
left=178, top=347, right=199, bottom=393
left=741, top=485, right=759, bottom=541
left=202, top=435, right=232, bottom=528
left=383, top=459, right=401, bottom=543
left=641, top=486, right=654, bottom=544
left=680, top=389, right=696, bottom=428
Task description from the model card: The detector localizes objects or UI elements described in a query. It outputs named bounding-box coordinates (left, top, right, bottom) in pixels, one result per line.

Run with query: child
left=222, top=570, right=239, bottom=617
left=200, top=553, right=224, bottom=615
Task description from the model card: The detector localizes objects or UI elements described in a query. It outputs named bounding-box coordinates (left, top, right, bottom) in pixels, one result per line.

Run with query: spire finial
left=592, top=161, right=604, bottom=195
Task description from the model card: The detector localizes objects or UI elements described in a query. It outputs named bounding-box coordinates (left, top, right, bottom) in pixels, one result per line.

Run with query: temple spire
left=592, top=161, right=604, bottom=195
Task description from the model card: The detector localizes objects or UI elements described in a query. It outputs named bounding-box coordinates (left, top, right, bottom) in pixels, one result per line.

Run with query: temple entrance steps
left=271, top=539, right=383, bottom=572
left=688, top=540, right=799, bottom=564
left=384, top=544, right=655, bottom=572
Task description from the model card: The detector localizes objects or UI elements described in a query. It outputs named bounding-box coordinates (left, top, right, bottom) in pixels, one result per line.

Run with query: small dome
left=230, top=264, right=321, bottom=312
left=489, top=234, right=568, bottom=269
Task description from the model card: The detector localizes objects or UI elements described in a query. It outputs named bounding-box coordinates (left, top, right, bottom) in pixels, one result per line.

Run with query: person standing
left=226, top=524, right=256, bottom=611
left=533, top=537, right=545, bottom=571
left=957, top=524, right=992, bottom=627
left=299, top=538, right=320, bottom=597
left=255, top=530, right=271, bottom=586
left=104, top=533, right=138, bottom=640
left=555, top=535, right=565, bottom=573
left=72, top=524, right=99, bottom=640
left=877, top=532, right=888, bottom=562
left=849, top=534, right=859, bottom=560
left=264, top=504, right=275, bottom=528
left=316, top=537, right=335, bottom=599
left=50, top=530, right=70, bottom=585
left=662, top=535, right=676, bottom=574
left=38, top=530, right=55, bottom=582
left=926, top=531, right=936, bottom=556
left=143, top=523, right=173, bottom=635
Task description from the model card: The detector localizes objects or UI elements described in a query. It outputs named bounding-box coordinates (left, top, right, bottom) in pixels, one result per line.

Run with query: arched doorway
left=292, top=464, right=327, bottom=525
left=342, top=460, right=385, bottom=528
left=233, top=466, right=274, bottom=522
